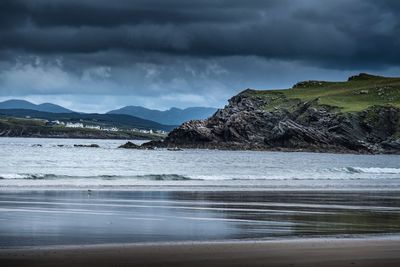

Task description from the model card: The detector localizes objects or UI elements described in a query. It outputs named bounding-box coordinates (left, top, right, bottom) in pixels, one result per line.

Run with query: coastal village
left=44, top=119, right=167, bottom=135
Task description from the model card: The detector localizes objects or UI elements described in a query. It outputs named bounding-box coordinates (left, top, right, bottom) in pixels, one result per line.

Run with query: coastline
left=1, top=236, right=400, bottom=267
left=1, top=136, right=399, bottom=154
left=0, top=135, right=160, bottom=140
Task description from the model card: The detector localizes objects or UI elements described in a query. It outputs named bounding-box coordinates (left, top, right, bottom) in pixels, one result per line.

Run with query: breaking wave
left=339, top=167, right=400, bottom=174
left=0, top=173, right=194, bottom=181
left=1, top=168, right=400, bottom=183
left=0, top=174, right=58, bottom=180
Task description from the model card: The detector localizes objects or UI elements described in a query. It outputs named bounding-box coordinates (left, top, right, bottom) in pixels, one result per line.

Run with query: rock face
left=119, top=141, right=157, bottom=150
left=347, top=73, right=385, bottom=81
left=74, top=144, right=100, bottom=148
left=118, top=141, right=141, bottom=149
left=145, top=89, right=400, bottom=154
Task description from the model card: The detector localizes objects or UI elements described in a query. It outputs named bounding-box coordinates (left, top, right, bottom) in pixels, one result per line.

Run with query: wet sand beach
left=1, top=237, right=400, bottom=267
left=1, top=190, right=400, bottom=247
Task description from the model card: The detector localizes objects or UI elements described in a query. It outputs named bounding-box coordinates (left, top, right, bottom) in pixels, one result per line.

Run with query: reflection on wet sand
left=0, top=190, right=399, bottom=247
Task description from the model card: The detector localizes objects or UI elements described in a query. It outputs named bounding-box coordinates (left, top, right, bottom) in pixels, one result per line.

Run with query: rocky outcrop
left=74, top=144, right=100, bottom=148
left=142, top=89, right=400, bottom=154
left=118, top=141, right=141, bottom=149
left=347, top=73, right=385, bottom=81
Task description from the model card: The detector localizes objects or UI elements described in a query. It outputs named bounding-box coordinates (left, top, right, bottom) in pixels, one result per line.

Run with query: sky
left=0, top=0, right=399, bottom=113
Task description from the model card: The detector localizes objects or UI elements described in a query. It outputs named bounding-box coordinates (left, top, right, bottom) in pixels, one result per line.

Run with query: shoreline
left=2, top=136, right=400, bottom=155
left=0, top=135, right=156, bottom=140
left=2, top=187, right=400, bottom=192
left=3, top=234, right=400, bottom=249
left=1, top=236, right=400, bottom=267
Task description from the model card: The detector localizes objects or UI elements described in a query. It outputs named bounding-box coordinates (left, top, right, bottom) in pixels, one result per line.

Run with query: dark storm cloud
left=0, top=0, right=282, bottom=28
left=0, top=0, right=399, bottom=67
left=0, top=0, right=399, bottom=111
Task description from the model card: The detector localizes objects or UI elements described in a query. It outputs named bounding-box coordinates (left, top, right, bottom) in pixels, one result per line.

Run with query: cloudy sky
left=0, top=0, right=399, bottom=112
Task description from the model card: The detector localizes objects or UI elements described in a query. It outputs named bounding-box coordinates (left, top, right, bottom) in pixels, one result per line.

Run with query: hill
left=0, top=117, right=164, bottom=140
left=107, top=106, right=217, bottom=125
left=0, top=99, right=74, bottom=113
left=139, top=73, right=400, bottom=154
left=0, top=109, right=176, bottom=132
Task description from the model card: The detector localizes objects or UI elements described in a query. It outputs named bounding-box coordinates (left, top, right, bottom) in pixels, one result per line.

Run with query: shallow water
left=0, top=137, right=400, bottom=190
left=0, top=137, right=400, bottom=247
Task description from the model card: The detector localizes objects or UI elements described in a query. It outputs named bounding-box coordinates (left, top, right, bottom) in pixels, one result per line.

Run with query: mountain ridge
left=107, top=106, right=217, bottom=125
left=0, top=99, right=74, bottom=113
left=0, top=99, right=217, bottom=125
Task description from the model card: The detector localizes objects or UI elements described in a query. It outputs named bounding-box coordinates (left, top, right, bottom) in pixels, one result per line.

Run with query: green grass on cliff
left=248, top=73, right=400, bottom=112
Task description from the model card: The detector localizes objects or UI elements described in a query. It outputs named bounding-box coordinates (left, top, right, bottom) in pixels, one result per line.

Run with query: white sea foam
left=341, top=167, right=400, bottom=174
left=0, top=173, right=193, bottom=181
left=0, top=173, right=56, bottom=179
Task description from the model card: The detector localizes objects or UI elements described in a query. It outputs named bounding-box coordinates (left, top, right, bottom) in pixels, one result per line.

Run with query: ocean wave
left=135, top=174, right=194, bottom=181
left=0, top=174, right=57, bottom=180
left=0, top=173, right=194, bottom=181
left=1, top=169, right=400, bottom=182
left=339, top=167, right=400, bottom=174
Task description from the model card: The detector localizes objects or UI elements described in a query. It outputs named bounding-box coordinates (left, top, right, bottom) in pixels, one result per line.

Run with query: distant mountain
left=0, top=109, right=176, bottom=132
left=107, top=106, right=218, bottom=125
left=0, top=99, right=74, bottom=113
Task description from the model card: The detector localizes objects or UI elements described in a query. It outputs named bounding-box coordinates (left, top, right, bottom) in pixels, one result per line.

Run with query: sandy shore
left=1, top=237, right=400, bottom=267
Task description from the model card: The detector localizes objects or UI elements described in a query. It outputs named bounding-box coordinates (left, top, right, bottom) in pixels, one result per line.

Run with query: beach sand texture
left=1, top=238, right=400, bottom=267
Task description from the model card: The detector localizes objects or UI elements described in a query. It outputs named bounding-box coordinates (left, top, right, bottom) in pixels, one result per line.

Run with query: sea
left=0, top=137, right=400, bottom=247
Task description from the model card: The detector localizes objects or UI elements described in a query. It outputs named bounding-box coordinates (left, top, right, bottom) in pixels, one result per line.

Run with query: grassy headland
left=245, top=73, right=400, bottom=112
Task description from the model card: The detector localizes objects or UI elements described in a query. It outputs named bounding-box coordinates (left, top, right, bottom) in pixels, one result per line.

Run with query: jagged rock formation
left=140, top=74, right=400, bottom=154
left=119, top=141, right=141, bottom=149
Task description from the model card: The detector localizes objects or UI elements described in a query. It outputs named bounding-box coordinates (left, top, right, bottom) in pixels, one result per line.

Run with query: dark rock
left=74, top=144, right=100, bottom=148
left=140, top=140, right=164, bottom=150
left=118, top=141, right=141, bottom=149
left=348, top=73, right=384, bottom=81
left=293, top=80, right=327, bottom=88
left=167, top=147, right=183, bottom=151
left=381, top=139, right=400, bottom=153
